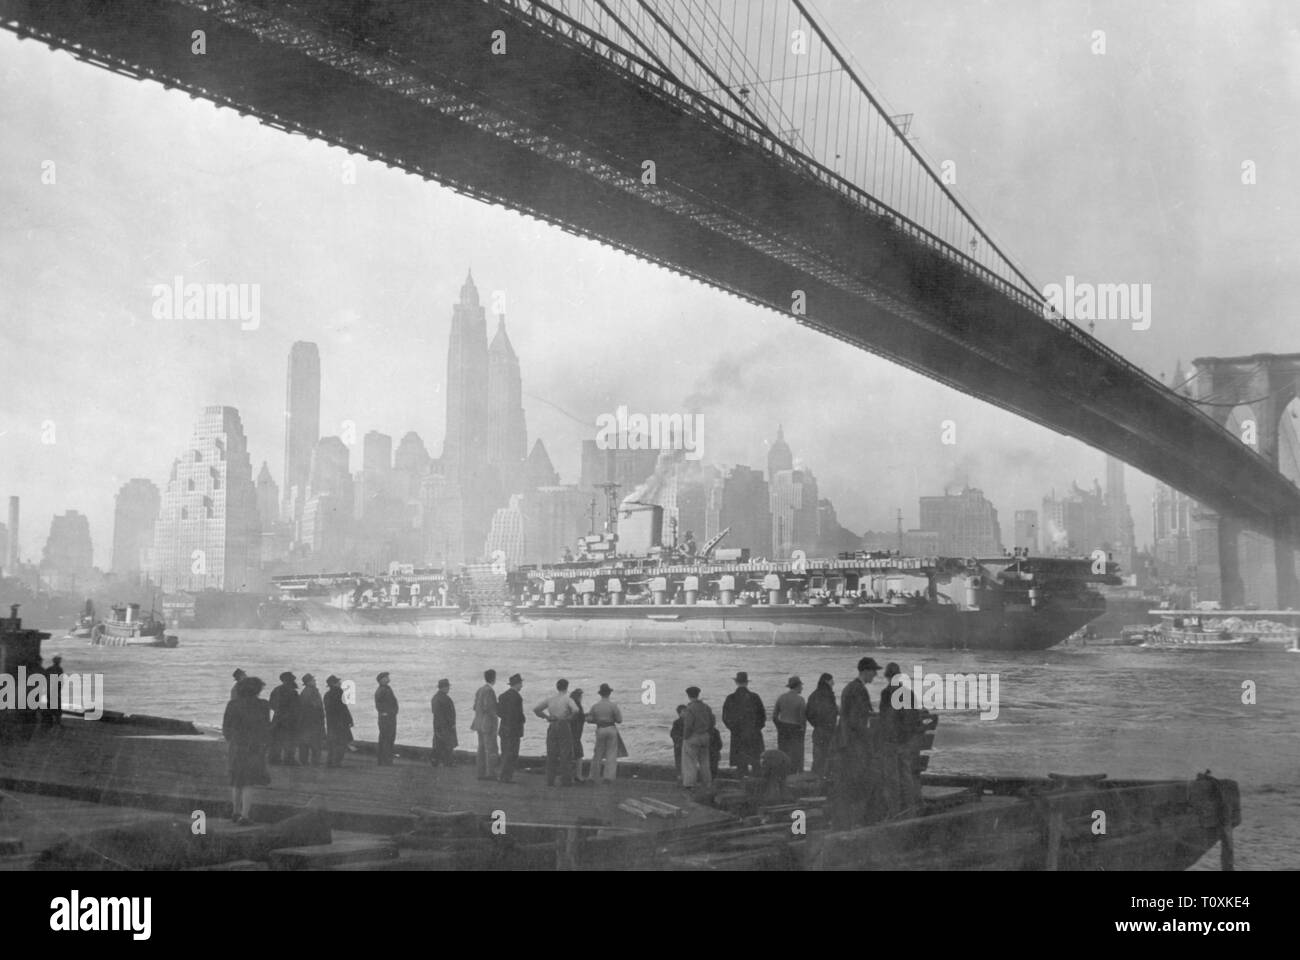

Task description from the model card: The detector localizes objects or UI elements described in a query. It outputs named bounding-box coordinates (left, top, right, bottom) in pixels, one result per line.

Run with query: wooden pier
left=0, top=712, right=1239, bottom=871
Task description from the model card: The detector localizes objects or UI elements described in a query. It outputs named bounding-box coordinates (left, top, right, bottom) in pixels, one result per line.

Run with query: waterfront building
left=1041, top=483, right=1107, bottom=557
left=770, top=467, right=820, bottom=558
left=392, top=431, right=433, bottom=501
left=815, top=499, right=861, bottom=556
left=1152, top=482, right=1197, bottom=581
left=111, top=478, right=161, bottom=580
left=524, top=439, right=559, bottom=489
left=1013, top=510, right=1039, bottom=554
left=485, top=494, right=527, bottom=567
left=705, top=464, right=772, bottom=558
left=281, top=341, right=320, bottom=526
left=1104, top=455, right=1138, bottom=575
left=523, top=485, right=587, bottom=564
left=860, top=528, right=940, bottom=556
left=919, top=487, right=1003, bottom=557
left=578, top=440, right=658, bottom=499
left=41, top=509, right=94, bottom=590
left=151, top=406, right=261, bottom=592
left=300, top=493, right=350, bottom=571
left=421, top=473, right=466, bottom=564
left=255, top=463, right=278, bottom=531
left=660, top=459, right=719, bottom=550
left=488, top=315, right=528, bottom=496
left=359, top=430, right=394, bottom=506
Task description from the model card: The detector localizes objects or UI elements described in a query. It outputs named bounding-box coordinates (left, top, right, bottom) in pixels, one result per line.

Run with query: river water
left=37, top=628, right=1300, bottom=870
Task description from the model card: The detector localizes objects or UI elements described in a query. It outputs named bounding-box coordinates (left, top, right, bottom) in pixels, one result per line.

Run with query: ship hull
left=295, top=599, right=1101, bottom=650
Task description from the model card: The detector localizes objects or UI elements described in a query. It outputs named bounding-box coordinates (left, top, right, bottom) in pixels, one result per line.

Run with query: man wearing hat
left=773, top=676, right=808, bottom=772
left=879, top=662, right=922, bottom=817
left=374, top=672, right=398, bottom=766
left=722, top=671, right=767, bottom=777
left=831, top=657, right=882, bottom=828
left=230, top=668, right=247, bottom=701
left=323, top=675, right=354, bottom=767
left=430, top=679, right=458, bottom=767
left=297, top=674, right=325, bottom=766
left=586, top=683, right=623, bottom=782
left=497, top=674, right=525, bottom=783
left=268, top=671, right=300, bottom=765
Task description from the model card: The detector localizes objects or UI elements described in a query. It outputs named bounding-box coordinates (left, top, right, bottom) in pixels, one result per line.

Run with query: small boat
left=66, top=599, right=95, bottom=639
left=90, top=602, right=179, bottom=648
left=1141, top=614, right=1259, bottom=649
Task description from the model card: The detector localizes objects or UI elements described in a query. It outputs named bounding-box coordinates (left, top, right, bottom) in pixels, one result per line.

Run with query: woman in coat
left=222, top=676, right=271, bottom=825
left=323, top=674, right=355, bottom=768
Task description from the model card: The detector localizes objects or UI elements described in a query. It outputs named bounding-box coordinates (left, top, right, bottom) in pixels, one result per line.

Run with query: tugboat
left=1138, top=613, right=1259, bottom=649
left=90, top=602, right=179, bottom=648
left=67, top=599, right=95, bottom=639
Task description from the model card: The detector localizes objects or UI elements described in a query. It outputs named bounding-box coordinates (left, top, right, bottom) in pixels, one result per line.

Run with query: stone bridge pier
left=1192, top=353, right=1300, bottom=609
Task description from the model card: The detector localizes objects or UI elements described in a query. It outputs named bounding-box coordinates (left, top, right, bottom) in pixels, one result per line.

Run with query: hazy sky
left=2, top=0, right=1298, bottom=568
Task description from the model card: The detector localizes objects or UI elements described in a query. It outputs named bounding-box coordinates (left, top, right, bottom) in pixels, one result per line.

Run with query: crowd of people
left=221, top=656, right=926, bottom=828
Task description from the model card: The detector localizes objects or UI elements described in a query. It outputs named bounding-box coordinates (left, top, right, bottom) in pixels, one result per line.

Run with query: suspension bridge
left=2, top=0, right=1296, bottom=604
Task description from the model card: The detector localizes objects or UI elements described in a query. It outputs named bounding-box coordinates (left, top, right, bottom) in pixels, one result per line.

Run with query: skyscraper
left=152, top=406, right=261, bottom=592
left=443, top=271, right=489, bottom=483
left=770, top=468, right=820, bottom=557
left=1104, top=455, right=1137, bottom=574
left=255, top=463, right=278, bottom=531
left=1041, top=483, right=1106, bottom=557
left=358, top=430, right=394, bottom=508
left=393, top=432, right=432, bottom=501
left=919, top=488, right=1003, bottom=557
left=41, top=510, right=94, bottom=589
left=705, top=464, right=772, bottom=557
left=281, top=341, right=320, bottom=527
left=111, top=478, right=161, bottom=579
left=488, top=314, right=528, bottom=495
left=767, top=425, right=793, bottom=480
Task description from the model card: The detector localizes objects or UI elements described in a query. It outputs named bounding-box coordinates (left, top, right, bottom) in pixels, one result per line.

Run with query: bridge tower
left=1191, top=354, right=1300, bottom=608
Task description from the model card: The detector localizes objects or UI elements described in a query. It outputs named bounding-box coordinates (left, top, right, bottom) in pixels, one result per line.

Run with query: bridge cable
left=589, top=0, right=680, bottom=80
left=786, top=0, right=1043, bottom=301
left=633, top=0, right=776, bottom=136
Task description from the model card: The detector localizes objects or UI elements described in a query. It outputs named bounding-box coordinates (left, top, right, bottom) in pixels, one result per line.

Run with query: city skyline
left=0, top=303, right=1187, bottom=573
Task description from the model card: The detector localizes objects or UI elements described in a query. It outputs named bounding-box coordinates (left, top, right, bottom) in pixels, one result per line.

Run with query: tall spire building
left=281, top=341, right=320, bottom=526
left=488, top=313, right=528, bottom=496
left=443, top=272, right=489, bottom=483
left=767, top=424, right=793, bottom=480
